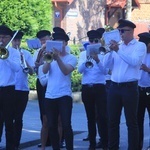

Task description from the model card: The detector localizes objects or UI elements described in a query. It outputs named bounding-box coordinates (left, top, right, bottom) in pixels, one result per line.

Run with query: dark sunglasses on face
left=118, top=29, right=131, bottom=33
left=89, top=38, right=99, bottom=43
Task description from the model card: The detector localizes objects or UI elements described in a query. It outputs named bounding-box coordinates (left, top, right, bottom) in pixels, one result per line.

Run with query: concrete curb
left=29, top=90, right=82, bottom=103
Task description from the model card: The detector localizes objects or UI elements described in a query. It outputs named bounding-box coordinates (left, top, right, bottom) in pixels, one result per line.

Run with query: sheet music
left=82, top=41, right=90, bottom=50
left=26, top=38, right=41, bottom=49
left=103, top=29, right=121, bottom=45
left=86, top=43, right=101, bottom=56
left=46, top=40, right=63, bottom=52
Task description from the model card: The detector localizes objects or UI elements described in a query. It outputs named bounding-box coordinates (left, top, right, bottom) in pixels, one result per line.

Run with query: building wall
left=107, top=8, right=123, bottom=28
left=53, top=0, right=106, bottom=44
left=53, top=0, right=150, bottom=43
left=131, top=2, right=150, bottom=37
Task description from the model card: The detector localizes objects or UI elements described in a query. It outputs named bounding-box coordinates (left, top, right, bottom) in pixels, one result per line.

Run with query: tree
left=0, top=0, right=53, bottom=38
left=126, top=0, right=132, bottom=20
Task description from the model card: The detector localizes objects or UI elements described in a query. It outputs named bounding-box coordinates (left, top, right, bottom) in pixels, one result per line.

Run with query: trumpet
left=0, top=30, right=18, bottom=59
left=99, top=38, right=111, bottom=55
left=85, top=43, right=101, bottom=68
left=18, top=46, right=29, bottom=73
left=43, top=52, right=53, bottom=63
left=99, top=26, right=122, bottom=55
left=85, top=56, right=94, bottom=68
left=99, top=39, right=122, bottom=55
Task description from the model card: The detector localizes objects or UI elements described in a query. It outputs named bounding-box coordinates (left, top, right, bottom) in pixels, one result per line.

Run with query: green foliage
left=0, top=0, right=53, bottom=38
left=70, top=44, right=81, bottom=57
left=0, top=0, right=53, bottom=90
left=28, top=74, right=37, bottom=90
left=0, top=0, right=82, bottom=92
left=104, top=25, right=114, bottom=32
left=71, top=69, right=82, bottom=92
left=70, top=44, right=82, bottom=92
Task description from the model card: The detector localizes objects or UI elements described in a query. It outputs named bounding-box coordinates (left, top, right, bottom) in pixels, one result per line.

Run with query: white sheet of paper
left=46, top=40, right=63, bottom=52
left=86, top=43, right=101, bottom=56
left=26, top=38, right=41, bottom=49
left=103, top=29, right=121, bottom=45
left=82, top=41, right=90, bottom=50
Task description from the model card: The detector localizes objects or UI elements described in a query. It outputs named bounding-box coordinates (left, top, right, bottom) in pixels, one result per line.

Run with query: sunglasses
left=118, top=29, right=131, bottom=33
left=89, top=39, right=99, bottom=43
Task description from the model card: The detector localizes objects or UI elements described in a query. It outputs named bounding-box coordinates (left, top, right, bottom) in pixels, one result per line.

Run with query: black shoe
left=103, top=148, right=108, bottom=150
left=15, top=147, right=20, bottom=150
left=83, top=136, right=89, bottom=141
left=88, top=148, right=95, bottom=150
left=88, top=146, right=95, bottom=150
left=38, top=143, right=42, bottom=148
left=46, top=142, right=51, bottom=146
left=95, top=141, right=102, bottom=148
left=60, top=141, right=66, bottom=148
left=38, top=143, right=51, bottom=147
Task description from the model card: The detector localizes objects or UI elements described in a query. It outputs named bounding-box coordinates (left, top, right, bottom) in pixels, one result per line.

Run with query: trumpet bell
left=44, top=53, right=53, bottom=63
left=85, top=61, right=93, bottom=68
left=0, top=47, right=9, bottom=59
left=99, top=46, right=107, bottom=55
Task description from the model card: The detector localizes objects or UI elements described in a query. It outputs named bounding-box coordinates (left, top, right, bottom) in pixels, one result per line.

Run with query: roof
left=106, top=0, right=140, bottom=8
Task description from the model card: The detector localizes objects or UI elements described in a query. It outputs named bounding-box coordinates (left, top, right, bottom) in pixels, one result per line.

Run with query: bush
left=28, top=74, right=37, bottom=90
left=70, top=44, right=82, bottom=92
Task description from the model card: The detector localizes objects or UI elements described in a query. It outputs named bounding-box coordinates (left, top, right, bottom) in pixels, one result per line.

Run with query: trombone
left=0, top=30, right=18, bottom=59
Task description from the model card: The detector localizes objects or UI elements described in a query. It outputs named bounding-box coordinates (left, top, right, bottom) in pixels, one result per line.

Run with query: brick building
left=51, top=0, right=150, bottom=43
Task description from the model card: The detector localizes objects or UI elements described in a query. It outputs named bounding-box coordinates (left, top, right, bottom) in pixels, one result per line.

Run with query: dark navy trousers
left=107, top=81, right=139, bottom=150
left=82, top=84, right=108, bottom=149
left=137, top=87, right=150, bottom=149
left=45, top=96, right=73, bottom=150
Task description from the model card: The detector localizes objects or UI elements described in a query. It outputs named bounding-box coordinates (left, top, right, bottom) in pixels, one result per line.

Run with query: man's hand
left=52, top=48, right=60, bottom=60
left=35, top=61, right=42, bottom=68
left=90, top=52, right=100, bottom=63
left=109, top=40, right=119, bottom=52
left=140, top=64, right=150, bottom=73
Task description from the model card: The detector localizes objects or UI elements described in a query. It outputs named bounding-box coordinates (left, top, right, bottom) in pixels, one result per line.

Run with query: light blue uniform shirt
left=45, top=54, right=77, bottom=99
left=78, top=51, right=107, bottom=85
left=0, top=47, right=20, bottom=87
left=138, top=53, right=150, bottom=87
left=103, top=39, right=146, bottom=83
left=15, top=49, right=34, bottom=91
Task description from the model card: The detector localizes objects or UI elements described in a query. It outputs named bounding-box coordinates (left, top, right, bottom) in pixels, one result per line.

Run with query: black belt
left=106, top=80, right=111, bottom=84
left=111, top=81, right=138, bottom=87
left=82, top=83, right=104, bottom=88
left=0, top=85, right=14, bottom=91
left=139, top=86, right=150, bottom=91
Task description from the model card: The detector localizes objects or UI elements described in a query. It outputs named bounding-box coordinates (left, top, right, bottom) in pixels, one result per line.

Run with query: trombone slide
left=19, top=48, right=29, bottom=73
